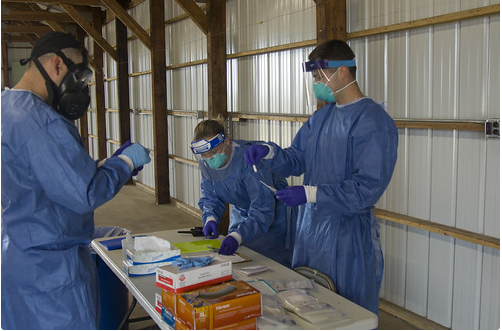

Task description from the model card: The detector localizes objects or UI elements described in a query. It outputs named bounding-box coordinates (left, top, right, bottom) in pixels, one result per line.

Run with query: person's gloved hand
left=244, top=145, right=270, bottom=166
left=121, top=143, right=151, bottom=168
left=202, top=220, right=218, bottom=239
left=274, top=186, right=307, bottom=206
left=112, top=141, right=131, bottom=157
left=219, top=235, right=239, bottom=255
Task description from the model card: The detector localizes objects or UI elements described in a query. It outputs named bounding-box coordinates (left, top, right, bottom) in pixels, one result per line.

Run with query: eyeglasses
left=201, top=141, right=225, bottom=159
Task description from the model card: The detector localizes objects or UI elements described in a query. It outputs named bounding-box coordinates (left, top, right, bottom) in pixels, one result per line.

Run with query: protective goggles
left=56, top=50, right=92, bottom=88
left=190, top=132, right=226, bottom=154
left=302, top=59, right=356, bottom=72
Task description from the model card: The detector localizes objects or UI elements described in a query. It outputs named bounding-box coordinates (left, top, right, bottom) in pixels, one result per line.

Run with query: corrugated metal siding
left=349, top=0, right=499, bottom=329
left=95, top=0, right=499, bottom=328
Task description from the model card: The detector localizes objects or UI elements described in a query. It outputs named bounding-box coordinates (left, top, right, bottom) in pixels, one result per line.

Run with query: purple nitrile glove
left=131, top=166, right=143, bottom=176
left=274, top=186, right=307, bottom=206
left=219, top=235, right=239, bottom=255
left=112, top=140, right=131, bottom=157
left=202, top=220, right=218, bottom=239
left=244, top=145, right=270, bottom=166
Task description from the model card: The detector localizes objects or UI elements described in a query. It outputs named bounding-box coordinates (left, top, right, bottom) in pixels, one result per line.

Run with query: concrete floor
left=94, top=184, right=418, bottom=330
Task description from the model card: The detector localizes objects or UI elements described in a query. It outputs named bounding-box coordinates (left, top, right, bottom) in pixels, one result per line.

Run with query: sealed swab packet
left=276, top=289, right=318, bottom=313
left=294, top=302, right=351, bottom=328
left=257, top=294, right=301, bottom=330
left=265, top=278, right=314, bottom=291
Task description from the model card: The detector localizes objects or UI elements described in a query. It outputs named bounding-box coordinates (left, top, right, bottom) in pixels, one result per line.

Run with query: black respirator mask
left=33, top=50, right=92, bottom=121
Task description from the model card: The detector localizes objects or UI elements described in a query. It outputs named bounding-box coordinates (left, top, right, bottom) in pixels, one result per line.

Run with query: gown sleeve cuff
left=118, top=155, right=135, bottom=171
left=205, top=217, right=217, bottom=225
left=304, top=185, right=317, bottom=203
left=228, top=231, right=242, bottom=246
left=263, top=143, right=275, bottom=159
left=97, top=159, right=107, bottom=168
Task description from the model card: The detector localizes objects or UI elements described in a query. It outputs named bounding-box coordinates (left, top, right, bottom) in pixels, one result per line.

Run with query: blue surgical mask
left=204, top=153, right=227, bottom=169
left=312, top=69, right=337, bottom=103
left=313, top=81, right=335, bottom=103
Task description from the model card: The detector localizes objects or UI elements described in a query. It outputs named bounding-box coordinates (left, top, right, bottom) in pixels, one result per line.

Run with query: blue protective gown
left=198, top=141, right=295, bottom=267
left=265, top=98, right=398, bottom=315
left=1, top=89, right=132, bottom=329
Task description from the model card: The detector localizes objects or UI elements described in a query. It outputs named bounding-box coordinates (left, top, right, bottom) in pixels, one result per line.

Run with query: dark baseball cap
left=20, top=31, right=87, bottom=65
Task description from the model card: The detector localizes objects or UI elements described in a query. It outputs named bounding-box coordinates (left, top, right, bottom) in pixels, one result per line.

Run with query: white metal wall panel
left=96, top=1, right=498, bottom=328
left=480, top=247, right=500, bottom=329
left=484, top=139, right=500, bottom=235
left=427, top=233, right=455, bottom=327
left=349, top=0, right=499, bottom=329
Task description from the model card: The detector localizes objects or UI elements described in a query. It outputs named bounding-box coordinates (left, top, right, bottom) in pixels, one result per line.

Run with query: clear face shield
left=190, top=132, right=227, bottom=169
left=302, top=59, right=356, bottom=106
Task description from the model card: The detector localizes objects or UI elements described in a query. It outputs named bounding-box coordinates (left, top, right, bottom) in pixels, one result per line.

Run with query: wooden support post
left=93, top=7, right=107, bottom=159
left=206, top=0, right=227, bottom=120
left=115, top=19, right=131, bottom=146
left=315, top=0, right=347, bottom=43
left=150, top=0, right=170, bottom=204
left=2, top=41, right=10, bottom=89
left=206, top=0, right=229, bottom=233
left=75, top=27, right=89, bottom=150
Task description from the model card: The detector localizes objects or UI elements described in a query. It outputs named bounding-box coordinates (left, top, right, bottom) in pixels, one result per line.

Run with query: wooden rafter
left=1, top=0, right=102, bottom=5
left=101, top=0, right=151, bottom=50
left=25, top=3, right=66, bottom=32
left=173, top=0, right=208, bottom=35
left=2, top=11, right=74, bottom=22
left=60, top=4, right=118, bottom=61
left=2, top=25, right=53, bottom=34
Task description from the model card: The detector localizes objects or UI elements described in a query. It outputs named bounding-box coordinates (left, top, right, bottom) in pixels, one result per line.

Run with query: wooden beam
left=1, top=34, right=34, bottom=43
left=115, top=19, right=131, bottom=148
left=379, top=299, right=449, bottom=330
left=93, top=7, right=107, bottom=159
left=206, top=0, right=227, bottom=120
left=2, top=11, right=74, bottom=22
left=25, top=4, right=66, bottom=32
left=374, top=208, right=500, bottom=250
left=2, top=41, right=10, bottom=89
left=173, top=0, right=208, bottom=35
left=394, top=119, right=485, bottom=132
left=150, top=0, right=170, bottom=204
left=2, top=25, right=53, bottom=34
left=2, top=0, right=103, bottom=5
left=315, top=0, right=346, bottom=43
left=101, top=0, right=152, bottom=50
left=75, top=27, right=89, bottom=152
left=60, top=4, right=118, bottom=61
left=348, top=4, right=500, bottom=39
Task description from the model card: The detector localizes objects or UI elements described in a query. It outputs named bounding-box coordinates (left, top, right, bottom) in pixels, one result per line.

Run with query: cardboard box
left=156, top=260, right=232, bottom=293
left=122, top=237, right=181, bottom=265
left=175, top=316, right=257, bottom=330
left=161, top=288, right=178, bottom=315
left=123, top=260, right=173, bottom=277
left=155, top=293, right=162, bottom=314
left=161, top=307, right=175, bottom=328
left=176, top=280, right=261, bottom=329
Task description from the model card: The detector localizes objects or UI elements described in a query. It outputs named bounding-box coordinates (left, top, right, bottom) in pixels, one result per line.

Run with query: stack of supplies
left=155, top=257, right=233, bottom=328
left=175, top=280, right=262, bottom=330
left=122, top=235, right=181, bottom=277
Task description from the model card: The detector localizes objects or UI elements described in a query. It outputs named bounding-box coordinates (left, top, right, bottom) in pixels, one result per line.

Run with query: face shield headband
left=190, top=132, right=226, bottom=154
left=302, top=59, right=356, bottom=72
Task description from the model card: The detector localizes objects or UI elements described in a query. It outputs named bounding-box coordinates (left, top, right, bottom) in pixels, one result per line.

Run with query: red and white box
left=155, top=260, right=232, bottom=293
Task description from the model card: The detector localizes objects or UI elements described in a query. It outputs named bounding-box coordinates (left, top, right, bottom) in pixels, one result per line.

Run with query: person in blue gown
left=1, top=32, right=151, bottom=329
left=191, top=120, right=295, bottom=267
left=245, top=39, right=398, bottom=315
